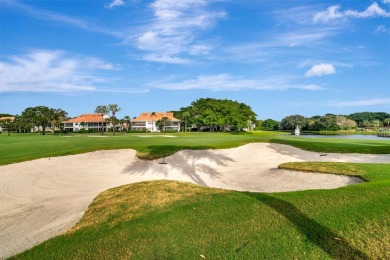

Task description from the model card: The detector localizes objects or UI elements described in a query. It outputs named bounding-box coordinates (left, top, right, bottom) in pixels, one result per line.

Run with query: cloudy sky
left=1, top=0, right=389, bottom=120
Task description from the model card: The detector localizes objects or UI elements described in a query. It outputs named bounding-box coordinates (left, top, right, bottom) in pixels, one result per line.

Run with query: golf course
left=1, top=132, right=389, bottom=259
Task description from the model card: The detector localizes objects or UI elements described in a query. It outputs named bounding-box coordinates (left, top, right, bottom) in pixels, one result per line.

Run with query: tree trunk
left=112, top=116, right=115, bottom=136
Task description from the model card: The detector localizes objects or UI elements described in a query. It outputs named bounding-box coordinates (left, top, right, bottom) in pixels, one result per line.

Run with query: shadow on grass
left=247, top=193, right=368, bottom=259
left=123, top=145, right=235, bottom=186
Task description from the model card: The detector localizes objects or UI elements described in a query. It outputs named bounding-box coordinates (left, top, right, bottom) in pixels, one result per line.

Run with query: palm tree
left=159, top=117, right=171, bottom=131
left=182, top=111, right=190, bottom=132
left=384, top=118, right=390, bottom=127
left=95, top=105, right=109, bottom=135
left=123, top=116, right=131, bottom=131
left=80, top=122, right=86, bottom=130
left=151, top=112, right=157, bottom=132
left=108, top=104, right=121, bottom=135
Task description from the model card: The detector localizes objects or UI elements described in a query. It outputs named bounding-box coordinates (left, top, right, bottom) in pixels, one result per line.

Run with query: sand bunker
left=1, top=143, right=389, bottom=258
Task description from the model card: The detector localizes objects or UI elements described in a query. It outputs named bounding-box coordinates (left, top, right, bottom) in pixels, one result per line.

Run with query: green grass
left=1, top=131, right=390, bottom=165
left=11, top=164, right=390, bottom=259
left=270, top=135, right=390, bottom=154
left=279, top=162, right=390, bottom=182
left=2, top=132, right=390, bottom=259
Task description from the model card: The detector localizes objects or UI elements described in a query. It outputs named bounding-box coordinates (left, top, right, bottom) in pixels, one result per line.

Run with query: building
left=131, top=112, right=180, bottom=132
left=0, top=116, right=15, bottom=132
left=63, top=113, right=110, bottom=132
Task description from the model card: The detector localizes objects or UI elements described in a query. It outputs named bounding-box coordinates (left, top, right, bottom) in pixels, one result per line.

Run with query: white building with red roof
left=131, top=112, right=180, bottom=132
left=0, top=116, right=15, bottom=132
left=63, top=113, right=110, bottom=132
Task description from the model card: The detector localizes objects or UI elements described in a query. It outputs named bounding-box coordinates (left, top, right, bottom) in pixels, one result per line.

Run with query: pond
left=293, top=134, right=389, bottom=141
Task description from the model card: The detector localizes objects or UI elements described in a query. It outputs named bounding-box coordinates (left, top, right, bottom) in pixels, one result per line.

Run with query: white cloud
left=384, top=0, right=390, bottom=3
left=305, top=63, right=336, bottom=77
left=142, top=54, right=190, bottom=64
left=133, top=0, right=225, bottom=63
left=330, top=98, right=390, bottom=107
left=375, top=25, right=390, bottom=34
left=314, top=2, right=390, bottom=23
left=0, top=50, right=139, bottom=93
left=148, top=74, right=324, bottom=91
left=313, top=5, right=344, bottom=23
left=105, top=0, right=125, bottom=9
left=2, top=0, right=123, bottom=37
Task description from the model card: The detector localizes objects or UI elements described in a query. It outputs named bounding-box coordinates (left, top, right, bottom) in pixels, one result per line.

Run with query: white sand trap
left=0, top=143, right=389, bottom=258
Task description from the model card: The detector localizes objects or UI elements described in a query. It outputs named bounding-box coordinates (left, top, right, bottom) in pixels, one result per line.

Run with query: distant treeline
left=258, top=112, right=390, bottom=131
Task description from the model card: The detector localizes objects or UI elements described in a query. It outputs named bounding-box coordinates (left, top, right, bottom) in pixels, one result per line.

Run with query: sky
left=0, top=0, right=389, bottom=120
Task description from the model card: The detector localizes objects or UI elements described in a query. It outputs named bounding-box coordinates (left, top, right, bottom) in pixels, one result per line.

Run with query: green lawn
left=2, top=132, right=390, bottom=259
left=0, top=132, right=278, bottom=165
left=1, top=131, right=390, bottom=165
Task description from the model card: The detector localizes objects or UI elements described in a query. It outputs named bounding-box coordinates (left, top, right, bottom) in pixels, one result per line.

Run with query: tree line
left=2, top=102, right=389, bottom=135
left=258, top=112, right=390, bottom=131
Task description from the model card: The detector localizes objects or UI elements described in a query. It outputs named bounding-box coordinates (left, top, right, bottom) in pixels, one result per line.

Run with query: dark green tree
left=261, top=119, right=279, bottom=131
left=348, top=112, right=390, bottom=127
left=280, top=115, right=307, bottom=130
left=20, top=106, right=54, bottom=135
left=190, top=98, right=257, bottom=131
left=50, top=108, right=68, bottom=133
left=0, top=118, right=14, bottom=136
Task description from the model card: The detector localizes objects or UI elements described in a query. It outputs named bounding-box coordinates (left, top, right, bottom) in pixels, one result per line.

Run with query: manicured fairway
left=1, top=132, right=390, bottom=165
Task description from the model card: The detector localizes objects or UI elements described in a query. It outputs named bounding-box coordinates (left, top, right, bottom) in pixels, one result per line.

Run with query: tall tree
left=156, top=117, right=171, bottom=131
left=108, top=104, right=121, bottom=135
left=49, top=108, right=68, bottom=134
left=261, top=119, right=279, bottom=131
left=181, top=111, right=190, bottom=132
left=280, top=115, right=307, bottom=130
left=123, top=116, right=131, bottom=131
left=20, top=106, right=53, bottom=135
left=0, top=118, right=13, bottom=136
left=190, top=98, right=256, bottom=131
left=95, top=105, right=109, bottom=135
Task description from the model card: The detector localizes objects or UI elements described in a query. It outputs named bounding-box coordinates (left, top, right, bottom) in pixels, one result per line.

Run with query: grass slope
left=1, top=132, right=390, bottom=166
left=12, top=163, right=390, bottom=259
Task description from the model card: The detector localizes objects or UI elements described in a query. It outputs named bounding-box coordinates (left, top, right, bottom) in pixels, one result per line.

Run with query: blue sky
left=0, top=0, right=389, bottom=120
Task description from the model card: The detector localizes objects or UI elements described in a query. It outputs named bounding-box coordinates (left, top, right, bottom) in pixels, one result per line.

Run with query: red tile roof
left=132, top=112, right=179, bottom=122
left=0, top=116, right=15, bottom=122
left=63, top=114, right=107, bottom=123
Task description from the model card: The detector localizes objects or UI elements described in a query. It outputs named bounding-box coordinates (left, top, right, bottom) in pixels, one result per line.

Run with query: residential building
left=131, top=112, right=181, bottom=132
left=0, top=116, right=15, bottom=132
left=63, top=113, right=110, bottom=132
